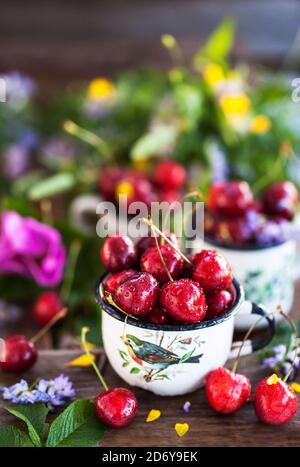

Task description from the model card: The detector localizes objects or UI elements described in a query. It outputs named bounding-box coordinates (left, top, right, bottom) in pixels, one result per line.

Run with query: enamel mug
left=193, top=238, right=298, bottom=331
left=95, top=275, right=275, bottom=396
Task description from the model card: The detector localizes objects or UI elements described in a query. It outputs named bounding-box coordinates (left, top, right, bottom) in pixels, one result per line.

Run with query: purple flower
left=0, top=211, right=66, bottom=287
left=41, top=137, right=77, bottom=166
left=0, top=72, right=37, bottom=111
left=183, top=401, right=191, bottom=413
left=1, top=375, right=75, bottom=407
left=2, top=144, right=32, bottom=179
left=0, top=300, right=22, bottom=328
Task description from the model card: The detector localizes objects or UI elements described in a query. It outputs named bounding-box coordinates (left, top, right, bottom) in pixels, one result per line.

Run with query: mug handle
left=229, top=303, right=276, bottom=359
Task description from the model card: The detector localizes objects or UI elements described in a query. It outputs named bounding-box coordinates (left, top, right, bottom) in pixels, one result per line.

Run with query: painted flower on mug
left=0, top=211, right=66, bottom=287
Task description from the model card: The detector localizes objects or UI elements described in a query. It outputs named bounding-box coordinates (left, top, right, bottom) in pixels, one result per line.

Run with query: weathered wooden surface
left=1, top=282, right=300, bottom=447
left=1, top=0, right=300, bottom=88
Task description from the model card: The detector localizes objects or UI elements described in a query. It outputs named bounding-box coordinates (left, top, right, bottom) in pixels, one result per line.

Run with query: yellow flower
left=291, top=382, right=300, bottom=393
left=115, top=180, right=135, bottom=199
left=87, top=78, right=115, bottom=102
left=146, top=409, right=161, bottom=423
left=175, top=423, right=189, bottom=437
left=267, top=374, right=279, bottom=385
left=202, top=63, right=225, bottom=87
left=220, top=94, right=251, bottom=117
left=65, top=354, right=96, bottom=367
left=250, top=115, right=271, bottom=134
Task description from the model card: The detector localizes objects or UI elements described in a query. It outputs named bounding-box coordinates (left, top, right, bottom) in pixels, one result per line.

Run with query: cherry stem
left=277, top=306, right=299, bottom=382
left=231, top=311, right=274, bottom=374
left=30, top=308, right=68, bottom=344
left=60, top=240, right=82, bottom=304
left=63, top=120, right=112, bottom=160
left=81, top=327, right=109, bottom=392
left=143, top=217, right=192, bottom=265
left=149, top=217, right=173, bottom=282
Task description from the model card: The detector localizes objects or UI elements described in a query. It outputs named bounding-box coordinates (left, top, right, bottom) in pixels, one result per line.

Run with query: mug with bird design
left=96, top=275, right=275, bottom=396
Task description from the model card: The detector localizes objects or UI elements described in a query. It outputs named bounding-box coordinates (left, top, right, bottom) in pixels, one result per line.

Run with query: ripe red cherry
left=262, top=181, right=298, bottom=220
left=206, top=290, right=233, bottom=320
left=147, top=307, right=169, bottom=325
left=103, top=270, right=137, bottom=295
left=32, top=291, right=63, bottom=326
left=99, top=166, right=124, bottom=200
left=253, top=374, right=298, bottom=425
left=206, top=367, right=251, bottom=414
left=0, top=335, right=37, bottom=373
left=136, top=232, right=179, bottom=258
left=113, top=272, right=159, bottom=317
left=192, top=249, right=233, bottom=294
left=154, top=161, right=187, bottom=190
left=159, top=189, right=181, bottom=204
left=95, top=387, right=138, bottom=428
left=207, top=181, right=254, bottom=218
left=100, top=235, right=137, bottom=272
left=160, top=278, right=207, bottom=323
left=140, top=244, right=184, bottom=284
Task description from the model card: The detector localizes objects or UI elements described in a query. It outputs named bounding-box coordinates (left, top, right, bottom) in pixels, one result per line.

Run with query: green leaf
left=118, top=350, right=128, bottom=360
left=194, top=17, right=235, bottom=67
left=130, top=367, right=140, bottom=374
left=0, top=426, right=34, bottom=447
left=179, top=348, right=195, bottom=363
left=131, top=126, right=177, bottom=161
left=28, top=173, right=76, bottom=200
left=5, top=404, right=49, bottom=447
left=46, top=400, right=106, bottom=447
left=122, top=361, right=130, bottom=367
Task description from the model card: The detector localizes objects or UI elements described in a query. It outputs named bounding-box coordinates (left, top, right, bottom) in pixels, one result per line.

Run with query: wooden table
left=1, top=284, right=300, bottom=447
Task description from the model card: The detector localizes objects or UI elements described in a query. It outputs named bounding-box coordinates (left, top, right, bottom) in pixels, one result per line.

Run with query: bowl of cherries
left=199, top=180, right=299, bottom=330
left=96, top=231, right=275, bottom=396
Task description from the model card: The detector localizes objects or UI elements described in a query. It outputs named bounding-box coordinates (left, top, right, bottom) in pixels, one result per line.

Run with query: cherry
left=99, top=166, right=124, bottom=201
left=103, top=270, right=137, bottom=295
left=182, top=253, right=196, bottom=278
left=0, top=335, right=37, bottom=373
left=32, top=291, right=63, bottom=326
left=262, top=181, right=298, bottom=220
left=206, top=290, right=233, bottom=320
left=147, top=307, right=169, bottom=325
left=206, top=367, right=251, bottom=414
left=81, top=327, right=138, bottom=428
left=253, top=374, right=298, bottom=425
left=100, top=235, right=137, bottom=272
left=207, top=181, right=254, bottom=218
left=160, top=278, right=207, bottom=323
left=192, top=249, right=233, bottom=294
left=136, top=232, right=179, bottom=258
left=159, top=189, right=181, bottom=204
left=95, top=388, right=138, bottom=428
left=140, top=244, right=184, bottom=284
left=113, top=272, right=159, bottom=317
left=153, top=161, right=186, bottom=190
left=116, top=174, right=157, bottom=206
left=214, top=217, right=255, bottom=246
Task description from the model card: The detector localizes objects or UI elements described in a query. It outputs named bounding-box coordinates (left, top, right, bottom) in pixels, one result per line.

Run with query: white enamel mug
left=96, top=276, right=275, bottom=396
left=193, top=238, right=297, bottom=331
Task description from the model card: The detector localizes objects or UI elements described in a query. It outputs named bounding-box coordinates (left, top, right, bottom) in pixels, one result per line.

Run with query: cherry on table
left=0, top=335, right=37, bottom=373
left=100, top=235, right=137, bottom=272
left=206, top=367, right=251, bottom=414
left=160, top=278, right=207, bottom=323
left=95, top=388, right=138, bottom=428
left=253, top=374, right=298, bottom=425
left=140, top=243, right=184, bottom=284
left=192, top=249, right=233, bottom=294
left=32, top=291, right=63, bottom=326
left=153, top=160, right=187, bottom=190
left=112, top=272, right=159, bottom=318
left=207, top=181, right=254, bottom=218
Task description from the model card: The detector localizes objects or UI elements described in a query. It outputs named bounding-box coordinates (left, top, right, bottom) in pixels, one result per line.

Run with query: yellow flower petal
left=115, top=180, right=135, bottom=199
left=146, top=409, right=161, bottom=423
left=87, top=78, right=115, bottom=102
left=65, top=354, right=96, bottom=367
left=175, top=423, right=189, bottom=437
left=220, top=94, right=251, bottom=117
left=202, top=63, right=225, bottom=87
left=291, top=382, right=300, bottom=393
left=250, top=115, right=271, bottom=134
left=267, top=374, right=279, bottom=385
left=81, top=341, right=96, bottom=351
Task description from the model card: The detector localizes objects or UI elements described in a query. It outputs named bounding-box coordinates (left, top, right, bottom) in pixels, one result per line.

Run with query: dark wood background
left=1, top=0, right=300, bottom=91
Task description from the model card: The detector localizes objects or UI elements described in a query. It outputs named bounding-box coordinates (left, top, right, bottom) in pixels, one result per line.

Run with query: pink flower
left=0, top=212, right=66, bottom=287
